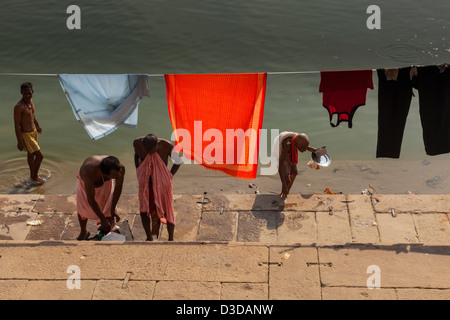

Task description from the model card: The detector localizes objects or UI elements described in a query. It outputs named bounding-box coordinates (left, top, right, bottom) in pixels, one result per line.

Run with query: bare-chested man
left=76, top=155, right=125, bottom=240
left=134, top=134, right=181, bottom=241
left=277, top=132, right=317, bottom=199
left=13, top=82, right=45, bottom=185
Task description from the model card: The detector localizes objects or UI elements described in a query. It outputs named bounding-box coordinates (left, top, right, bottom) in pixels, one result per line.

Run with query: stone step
left=1, top=194, right=449, bottom=244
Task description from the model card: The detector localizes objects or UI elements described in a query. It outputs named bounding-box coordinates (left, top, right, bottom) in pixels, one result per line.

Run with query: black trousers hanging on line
left=376, top=65, right=450, bottom=158
left=414, top=65, right=450, bottom=156
left=376, top=67, right=413, bottom=158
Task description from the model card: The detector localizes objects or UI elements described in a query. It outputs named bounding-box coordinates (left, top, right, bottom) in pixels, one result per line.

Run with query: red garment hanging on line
left=319, top=70, right=374, bottom=128
left=165, top=73, right=267, bottom=179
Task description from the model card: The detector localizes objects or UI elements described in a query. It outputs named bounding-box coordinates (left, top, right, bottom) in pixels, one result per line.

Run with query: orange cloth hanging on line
left=165, top=73, right=267, bottom=179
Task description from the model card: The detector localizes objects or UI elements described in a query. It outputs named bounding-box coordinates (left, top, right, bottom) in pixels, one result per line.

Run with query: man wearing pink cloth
left=76, top=155, right=125, bottom=240
left=133, top=134, right=180, bottom=241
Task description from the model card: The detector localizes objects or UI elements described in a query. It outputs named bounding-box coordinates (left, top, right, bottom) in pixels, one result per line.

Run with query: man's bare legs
left=27, top=150, right=45, bottom=184
left=140, top=212, right=153, bottom=241
left=77, top=213, right=89, bottom=240
left=151, top=211, right=160, bottom=239
left=287, top=172, right=297, bottom=194
left=140, top=211, right=174, bottom=241
left=167, top=222, right=174, bottom=241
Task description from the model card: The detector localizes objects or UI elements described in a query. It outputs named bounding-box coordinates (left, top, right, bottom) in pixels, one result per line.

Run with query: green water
left=0, top=0, right=449, bottom=194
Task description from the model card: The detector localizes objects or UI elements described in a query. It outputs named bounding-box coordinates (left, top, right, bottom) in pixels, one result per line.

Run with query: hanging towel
left=290, top=136, right=298, bottom=164
left=271, top=131, right=298, bottom=170
left=76, top=172, right=116, bottom=221
left=58, top=74, right=150, bottom=140
left=413, top=64, right=450, bottom=156
left=165, top=73, right=267, bottom=179
left=376, top=67, right=414, bottom=158
left=136, top=153, right=175, bottom=225
left=319, top=70, right=374, bottom=128
left=271, top=131, right=297, bottom=160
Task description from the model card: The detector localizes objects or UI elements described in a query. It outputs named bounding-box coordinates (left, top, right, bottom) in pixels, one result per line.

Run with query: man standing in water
left=133, top=134, right=181, bottom=241
left=76, top=155, right=125, bottom=240
left=13, top=82, right=45, bottom=185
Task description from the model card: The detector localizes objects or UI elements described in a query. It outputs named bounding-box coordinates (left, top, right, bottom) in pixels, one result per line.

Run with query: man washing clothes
left=273, top=132, right=318, bottom=199
left=76, top=155, right=125, bottom=240
left=133, top=134, right=181, bottom=241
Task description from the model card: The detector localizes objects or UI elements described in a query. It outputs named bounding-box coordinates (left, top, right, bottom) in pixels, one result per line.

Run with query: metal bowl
left=311, top=146, right=331, bottom=167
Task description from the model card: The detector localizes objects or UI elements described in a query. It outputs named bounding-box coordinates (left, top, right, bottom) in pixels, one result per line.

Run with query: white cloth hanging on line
left=58, top=74, right=151, bottom=140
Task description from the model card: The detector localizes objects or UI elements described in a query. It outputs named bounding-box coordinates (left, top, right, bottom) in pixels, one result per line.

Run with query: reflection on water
left=0, top=158, right=60, bottom=194
left=375, top=43, right=429, bottom=63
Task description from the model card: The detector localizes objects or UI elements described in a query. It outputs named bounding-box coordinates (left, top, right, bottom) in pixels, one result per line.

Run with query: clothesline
left=4, top=66, right=449, bottom=179
left=0, top=70, right=378, bottom=77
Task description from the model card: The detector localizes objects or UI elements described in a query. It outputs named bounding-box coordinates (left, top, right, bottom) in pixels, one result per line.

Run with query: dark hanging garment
left=376, top=67, right=414, bottom=158
left=319, top=70, right=374, bottom=128
left=413, top=64, right=450, bottom=156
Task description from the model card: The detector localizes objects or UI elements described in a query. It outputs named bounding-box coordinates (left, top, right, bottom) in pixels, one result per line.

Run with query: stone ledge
left=372, top=195, right=450, bottom=213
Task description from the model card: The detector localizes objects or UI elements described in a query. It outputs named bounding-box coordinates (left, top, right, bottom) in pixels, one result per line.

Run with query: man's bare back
left=80, top=155, right=116, bottom=188
left=133, top=137, right=173, bottom=167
